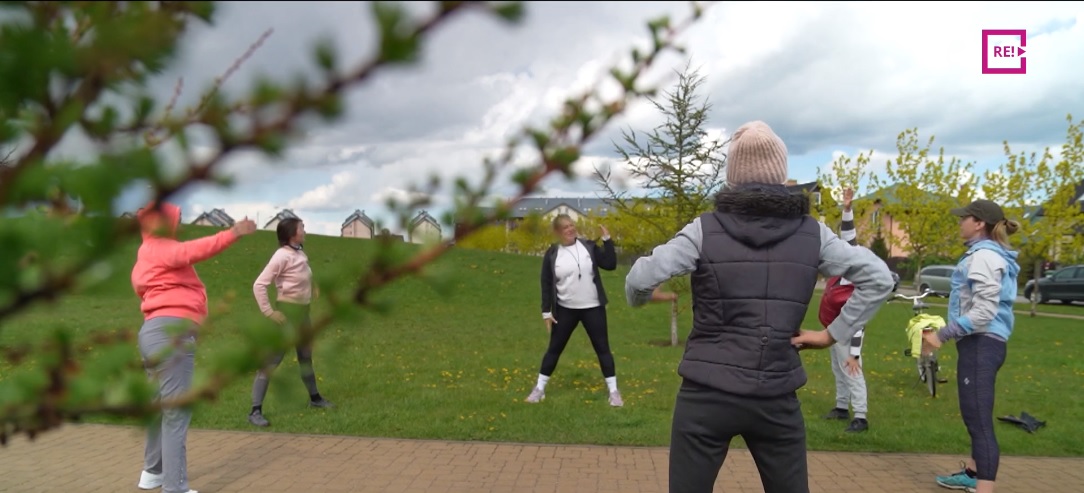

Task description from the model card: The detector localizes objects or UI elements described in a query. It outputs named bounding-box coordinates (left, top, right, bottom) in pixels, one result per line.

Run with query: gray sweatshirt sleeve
left=955, top=249, right=1006, bottom=333
left=817, top=222, right=895, bottom=344
left=624, top=218, right=702, bottom=307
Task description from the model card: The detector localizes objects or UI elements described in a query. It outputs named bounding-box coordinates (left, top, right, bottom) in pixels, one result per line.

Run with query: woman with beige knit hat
left=625, top=121, right=895, bottom=493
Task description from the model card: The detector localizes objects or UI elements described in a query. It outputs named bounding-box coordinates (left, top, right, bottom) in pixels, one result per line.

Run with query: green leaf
left=491, top=2, right=525, bottom=23
left=372, top=1, right=420, bottom=63
left=314, top=38, right=338, bottom=72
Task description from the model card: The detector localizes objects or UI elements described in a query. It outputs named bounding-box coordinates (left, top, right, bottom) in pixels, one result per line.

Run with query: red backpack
left=818, top=276, right=855, bottom=328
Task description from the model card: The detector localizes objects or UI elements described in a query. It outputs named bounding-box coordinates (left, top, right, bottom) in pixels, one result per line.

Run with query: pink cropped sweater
left=253, top=246, right=313, bottom=316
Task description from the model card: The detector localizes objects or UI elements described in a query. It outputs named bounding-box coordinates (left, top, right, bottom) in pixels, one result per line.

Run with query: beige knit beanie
left=726, top=120, right=788, bottom=187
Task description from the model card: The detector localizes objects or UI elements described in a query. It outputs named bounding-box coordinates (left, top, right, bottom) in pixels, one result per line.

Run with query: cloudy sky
left=109, top=1, right=1084, bottom=236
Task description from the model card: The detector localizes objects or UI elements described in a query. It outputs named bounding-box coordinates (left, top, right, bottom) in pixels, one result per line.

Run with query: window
left=1070, top=267, right=1084, bottom=279
left=1054, top=268, right=1075, bottom=281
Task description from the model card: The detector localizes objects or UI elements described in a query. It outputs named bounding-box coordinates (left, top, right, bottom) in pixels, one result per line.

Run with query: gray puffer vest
left=678, top=184, right=822, bottom=397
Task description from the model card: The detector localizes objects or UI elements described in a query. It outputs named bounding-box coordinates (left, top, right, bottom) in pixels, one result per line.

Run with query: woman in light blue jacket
left=925, top=199, right=1020, bottom=493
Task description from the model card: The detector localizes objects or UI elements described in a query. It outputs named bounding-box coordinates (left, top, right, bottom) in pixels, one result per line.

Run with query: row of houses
left=122, top=207, right=444, bottom=244
left=119, top=178, right=1084, bottom=254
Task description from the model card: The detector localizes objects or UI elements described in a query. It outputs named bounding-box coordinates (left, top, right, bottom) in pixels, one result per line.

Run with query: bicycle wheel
left=925, top=356, right=938, bottom=398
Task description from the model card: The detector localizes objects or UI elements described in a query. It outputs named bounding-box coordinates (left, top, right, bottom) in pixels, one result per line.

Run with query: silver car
left=914, top=265, right=955, bottom=295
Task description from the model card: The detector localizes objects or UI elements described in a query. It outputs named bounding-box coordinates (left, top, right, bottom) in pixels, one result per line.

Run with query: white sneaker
left=137, top=471, right=163, bottom=489
left=608, top=390, right=624, bottom=407
left=525, top=387, right=545, bottom=403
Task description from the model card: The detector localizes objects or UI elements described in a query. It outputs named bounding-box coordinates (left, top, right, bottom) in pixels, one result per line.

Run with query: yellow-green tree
left=581, top=199, right=677, bottom=256
left=594, top=64, right=726, bottom=346
left=983, top=114, right=1084, bottom=315
left=870, top=129, right=977, bottom=274
left=456, top=223, right=508, bottom=252
left=508, top=212, right=552, bottom=256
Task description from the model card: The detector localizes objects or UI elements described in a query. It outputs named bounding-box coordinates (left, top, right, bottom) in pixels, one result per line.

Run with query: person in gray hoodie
left=625, top=121, right=895, bottom=493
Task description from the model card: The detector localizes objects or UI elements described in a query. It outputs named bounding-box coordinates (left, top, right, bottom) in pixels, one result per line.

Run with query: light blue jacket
left=947, top=239, right=1020, bottom=341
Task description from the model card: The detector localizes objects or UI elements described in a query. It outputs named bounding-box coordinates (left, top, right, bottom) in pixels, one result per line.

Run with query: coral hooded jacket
left=130, top=202, right=238, bottom=324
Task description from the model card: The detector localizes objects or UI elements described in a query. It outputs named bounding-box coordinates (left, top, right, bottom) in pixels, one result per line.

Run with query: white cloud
left=369, top=186, right=433, bottom=206
left=103, top=1, right=1081, bottom=238
left=285, top=171, right=363, bottom=211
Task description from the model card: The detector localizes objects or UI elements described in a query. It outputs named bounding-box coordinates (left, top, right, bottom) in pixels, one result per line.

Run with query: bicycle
left=892, top=289, right=949, bottom=397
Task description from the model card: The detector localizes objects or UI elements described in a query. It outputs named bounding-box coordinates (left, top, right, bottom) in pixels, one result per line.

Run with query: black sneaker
left=248, top=410, right=270, bottom=427
left=310, top=397, right=334, bottom=409
left=824, top=408, right=850, bottom=420
left=845, top=418, right=869, bottom=433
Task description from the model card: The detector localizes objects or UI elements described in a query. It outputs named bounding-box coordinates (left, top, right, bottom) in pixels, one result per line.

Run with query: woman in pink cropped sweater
left=131, top=202, right=256, bottom=493
left=248, top=217, right=332, bottom=427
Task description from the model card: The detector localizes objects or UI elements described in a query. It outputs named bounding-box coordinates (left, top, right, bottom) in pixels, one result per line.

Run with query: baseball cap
left=950, top=199, right=1005, bottom=224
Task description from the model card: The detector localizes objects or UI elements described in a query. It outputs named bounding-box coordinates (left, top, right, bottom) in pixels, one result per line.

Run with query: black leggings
left=539, top=304, right=615, bottom=378
left=957, top=334, right=1007, bottom=481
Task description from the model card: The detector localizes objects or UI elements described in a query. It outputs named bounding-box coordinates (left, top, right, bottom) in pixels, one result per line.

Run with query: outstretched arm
left=937, top=250, right=1006, bottom=342
left=625, top=219, right=702, bottom=307
left=163, top=230, right=239, bottom=268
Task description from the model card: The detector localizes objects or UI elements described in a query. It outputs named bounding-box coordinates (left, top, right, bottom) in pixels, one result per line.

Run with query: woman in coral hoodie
left=131, top=202, right=256, bottom=493
left=247, top=217, right=332, bottom=428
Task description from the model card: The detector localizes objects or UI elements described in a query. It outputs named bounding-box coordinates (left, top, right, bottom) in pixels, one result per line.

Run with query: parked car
left=913, top=265, right=955, bottom=295
left=1023, top=264, right=1084, bottom=304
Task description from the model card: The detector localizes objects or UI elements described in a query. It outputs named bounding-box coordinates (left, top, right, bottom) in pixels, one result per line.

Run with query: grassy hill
left=2, top=225, right=1082, bottom=456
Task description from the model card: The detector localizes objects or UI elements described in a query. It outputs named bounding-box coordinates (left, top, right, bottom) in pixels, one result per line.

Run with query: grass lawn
left=2, top=226, right=1082, bottom=457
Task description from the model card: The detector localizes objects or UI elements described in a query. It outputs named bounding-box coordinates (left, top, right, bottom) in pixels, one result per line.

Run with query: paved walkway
left=2, top=424, right=1080, bottom=492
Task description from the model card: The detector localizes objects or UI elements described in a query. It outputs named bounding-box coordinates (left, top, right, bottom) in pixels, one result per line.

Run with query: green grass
left=1010, top=300, right=1084, bottom=317
left=2, top=226, right=1083, bottom=456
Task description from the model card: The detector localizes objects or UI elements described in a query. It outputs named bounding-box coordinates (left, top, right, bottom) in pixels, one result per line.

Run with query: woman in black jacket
left=526, top=214, right=622, bottom=406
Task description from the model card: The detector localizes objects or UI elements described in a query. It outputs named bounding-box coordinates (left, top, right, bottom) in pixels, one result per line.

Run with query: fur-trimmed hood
left=712, top=183, right=812, bottom=248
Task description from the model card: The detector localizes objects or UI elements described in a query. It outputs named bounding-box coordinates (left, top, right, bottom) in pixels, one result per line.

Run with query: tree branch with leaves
left=0, top=0, right=711, bottom=444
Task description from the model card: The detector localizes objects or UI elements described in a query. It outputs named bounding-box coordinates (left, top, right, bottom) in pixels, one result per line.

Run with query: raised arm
left=839, top=187, right=857, bottom=246
left=840, top=209, right=857, bottom=246
left=625, top=218, right=702, bottom=307
left=163, top=230, right=239, bottom=268
left=162, top=216, right=256, bottom=268
left=594, top=236, right=617, bottom=271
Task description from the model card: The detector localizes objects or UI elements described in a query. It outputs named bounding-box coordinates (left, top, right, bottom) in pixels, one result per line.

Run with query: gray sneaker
left=310, top=398, right=334, bottom=409
left=608, top=390, right=624, bottom=407
left=525, top=387, right=545, bottom=403
left=248, top=410, right=270, bottom=427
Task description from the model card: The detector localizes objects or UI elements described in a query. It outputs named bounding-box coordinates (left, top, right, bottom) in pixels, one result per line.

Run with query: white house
left=408, top=210, right=442, bottom=244
left=191, top=208, right=235, bottom=228
left=263, top=209, right=300, bottom=231
left=341, top=209, right=376, bottom=239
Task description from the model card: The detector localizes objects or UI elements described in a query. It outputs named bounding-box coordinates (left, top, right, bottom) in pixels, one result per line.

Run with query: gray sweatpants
left=139, top=317, right=197, bottom=493
left=829, top=340, right=868, bottom=419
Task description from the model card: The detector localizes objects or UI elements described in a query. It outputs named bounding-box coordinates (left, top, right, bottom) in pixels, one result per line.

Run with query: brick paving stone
left=0, top=423, right=1081, bottom=492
